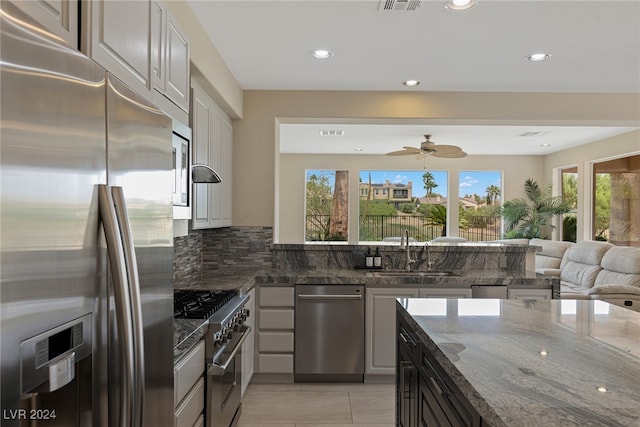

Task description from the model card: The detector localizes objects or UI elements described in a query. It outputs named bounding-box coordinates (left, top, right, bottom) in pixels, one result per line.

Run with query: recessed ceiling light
left=540, top=143, right=551, bottom=147
left=519, top=131, right=548, bottom=137
left=526, top=53, right=551, bottom=62
left=403, top=79, right=421, bottom=87
left=597, top=386, right=608, bottom=393
left=445, top=0, right=477, bottom=11
left=354, top=148, right=364, bottom=152
left=540, top=350, right=548, bottom=356
left=311, top=49, right=333, bottom=59
left=319, top=130, right=344, bottom=136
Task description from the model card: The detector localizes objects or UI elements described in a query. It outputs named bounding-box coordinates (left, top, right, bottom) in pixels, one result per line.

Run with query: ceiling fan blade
left=433, top=150, right=467, bottom=158
left=386, top=146, right=423, bottom=156
left=432, top=144, right=463, bottom=154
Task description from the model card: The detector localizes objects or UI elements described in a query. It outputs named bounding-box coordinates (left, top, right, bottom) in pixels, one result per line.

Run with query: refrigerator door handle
left=111, top=186, right=145, bottom=427
left=98, top=184, right=136, bottom=427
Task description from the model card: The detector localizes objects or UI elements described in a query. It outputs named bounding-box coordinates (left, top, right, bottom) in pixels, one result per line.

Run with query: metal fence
left=305, top=214, right=502, bottom=242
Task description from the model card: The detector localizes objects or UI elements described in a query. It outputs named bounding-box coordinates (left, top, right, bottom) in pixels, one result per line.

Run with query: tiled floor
left=237, top=383, right=395, bottom=427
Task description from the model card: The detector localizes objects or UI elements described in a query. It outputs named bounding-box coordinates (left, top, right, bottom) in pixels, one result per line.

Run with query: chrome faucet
left=424, top=241, right=433, bottom=271
left=400, top=230, right=415, bottom=271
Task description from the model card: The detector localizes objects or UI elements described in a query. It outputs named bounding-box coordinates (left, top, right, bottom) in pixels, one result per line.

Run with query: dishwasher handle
left=297, top=294, right=363, bottom=300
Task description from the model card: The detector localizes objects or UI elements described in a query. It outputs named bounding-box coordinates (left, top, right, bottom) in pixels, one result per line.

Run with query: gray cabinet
left=174, top=340, right=205, bottom=427
left=241, top=288, right=256, bottom=397
left=365, top=288, right=419, bottom=376
left=10, top=0, right=78, bottom=47
left=191, top=81, right=232, bottom=229
left=256, top=286, right=294, bottom=374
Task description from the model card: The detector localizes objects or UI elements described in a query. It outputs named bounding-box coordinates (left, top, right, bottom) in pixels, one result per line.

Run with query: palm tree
left=485, top=185, right=501, bottom=205
left=422, top=172, right=438, bottom=197
left=501, top=178, right=570, bottom=239
left=424, top=205, right=447, bottom=237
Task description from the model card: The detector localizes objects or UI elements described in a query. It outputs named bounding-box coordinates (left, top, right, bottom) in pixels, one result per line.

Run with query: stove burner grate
left=174, top=289, right=238, bottom=319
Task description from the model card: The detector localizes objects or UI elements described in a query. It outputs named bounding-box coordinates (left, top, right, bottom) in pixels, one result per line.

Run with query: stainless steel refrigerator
left=1, top=3, right=174, bottom=426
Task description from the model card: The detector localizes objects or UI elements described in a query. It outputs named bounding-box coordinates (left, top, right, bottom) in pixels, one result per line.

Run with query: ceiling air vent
left=379, top=0, right=421, bottom=11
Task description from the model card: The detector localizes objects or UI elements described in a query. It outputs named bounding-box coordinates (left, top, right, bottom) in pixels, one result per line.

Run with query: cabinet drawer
left=174, top=340, right=205, bottom=406
left=258, top=354, right=293, bottom=373
left=508, top=288, right=552, bottom=300
left=258, top=331, right=294, bottom=352
left=174, top=378, right=204, bottom=427
left=259, top=287, right=294, bottom=307
left=259, top=308, right=294, bottom=329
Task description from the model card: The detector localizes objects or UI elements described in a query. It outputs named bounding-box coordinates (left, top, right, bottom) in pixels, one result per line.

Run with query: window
left=458, top=171, right=502, bottom=241
left=305, top=169, right=348, bottom=242
left=561, top=167, right=578, bottom=242
left=592, top=154, right=640, bottom=246
left=359, top=170, right=447, bottom=242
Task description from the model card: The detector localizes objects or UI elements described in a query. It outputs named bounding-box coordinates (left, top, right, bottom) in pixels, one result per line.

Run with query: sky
left=307, top=169, right=502, bottom=198
left=360, top=170, right=501, bottom=198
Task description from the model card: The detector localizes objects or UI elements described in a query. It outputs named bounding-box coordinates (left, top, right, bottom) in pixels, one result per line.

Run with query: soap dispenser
left=365, top=247, right=374, bottom=268
left=373, top=247, right=382, bottom=268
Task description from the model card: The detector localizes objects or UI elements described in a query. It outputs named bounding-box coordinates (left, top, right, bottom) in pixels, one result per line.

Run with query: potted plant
left=501, top=178, right=571, bottom=239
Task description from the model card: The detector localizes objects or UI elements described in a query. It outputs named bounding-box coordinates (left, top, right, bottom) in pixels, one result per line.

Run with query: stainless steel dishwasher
left=295, top=285, right=365, bottom=382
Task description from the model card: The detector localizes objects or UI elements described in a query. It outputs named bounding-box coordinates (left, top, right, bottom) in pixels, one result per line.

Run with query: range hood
left=192, top=164, right=222, bottom=184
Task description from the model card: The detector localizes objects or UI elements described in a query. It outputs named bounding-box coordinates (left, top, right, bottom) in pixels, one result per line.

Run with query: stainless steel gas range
left=174, top=290, right=251, bottom=427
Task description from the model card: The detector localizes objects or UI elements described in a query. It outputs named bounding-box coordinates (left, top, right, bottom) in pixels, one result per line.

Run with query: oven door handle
left=208, top=325, right=252, bottom=376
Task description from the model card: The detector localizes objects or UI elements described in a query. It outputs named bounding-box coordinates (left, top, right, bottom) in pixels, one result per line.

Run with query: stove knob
left=225, top=328, right=234, bottom=339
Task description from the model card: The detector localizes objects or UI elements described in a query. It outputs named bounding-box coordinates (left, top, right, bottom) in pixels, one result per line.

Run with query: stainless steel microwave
left=172, top=119, right=191, bottom=219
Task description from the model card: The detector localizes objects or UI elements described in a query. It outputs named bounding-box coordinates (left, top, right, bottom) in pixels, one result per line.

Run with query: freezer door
left=0, top=3, right=106, bottom=425
left=105, top=74, right=174, bottom=427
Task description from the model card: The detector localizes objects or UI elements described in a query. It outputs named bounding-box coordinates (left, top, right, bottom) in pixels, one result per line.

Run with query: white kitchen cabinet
left=241, top=288, right=255, bottom=397
left=151, top=1, right=190, bottom=113
left=418, top=288, right=472, bottom=298
left=256, top=286, right=295, bottom=374
left=365, top=288, right=419, bottom=376
left=174, top=340, right=205, bottom=426
left=83, top=0, right=151, bottom=99
left=82, top=0, right=189, bottom=123
left=191, top=81, right=232, bottom=229
left=11, top=0, right=78, bottom=48
left=507, top=288, right=552, bottom=300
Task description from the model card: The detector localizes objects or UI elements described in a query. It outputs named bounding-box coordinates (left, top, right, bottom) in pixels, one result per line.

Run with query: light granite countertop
left=397, top=298, right=640, bottom=426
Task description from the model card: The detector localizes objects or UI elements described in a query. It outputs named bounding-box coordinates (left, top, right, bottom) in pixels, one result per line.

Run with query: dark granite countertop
left=173, top=268, right=559, bottom=363
left=397, top=298, right=640, bottom=427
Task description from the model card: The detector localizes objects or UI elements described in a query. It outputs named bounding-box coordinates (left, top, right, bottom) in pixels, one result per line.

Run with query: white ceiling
left=187, top=0, right=640, bottom=155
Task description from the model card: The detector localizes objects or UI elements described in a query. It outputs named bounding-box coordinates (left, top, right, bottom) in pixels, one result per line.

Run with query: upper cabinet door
left=84, top=0, right=151, bottom=97
left=10, top=0, right=78, bottom=48
left=164, top=10, right=190, bottom=112
left=150, top=1, right=166, bottom=93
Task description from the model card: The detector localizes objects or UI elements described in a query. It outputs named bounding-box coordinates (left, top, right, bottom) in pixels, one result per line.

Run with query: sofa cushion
left=589, top=284, right=640, bottom=296
left=559, top=282, right=592, bottom=299
left=566, top=241, right=614, bottom=265
left=599, top=246, right=640, bottom=274
left=561, top=262, right=602, bottom=289
left=530, top=238, right=574, bottom=259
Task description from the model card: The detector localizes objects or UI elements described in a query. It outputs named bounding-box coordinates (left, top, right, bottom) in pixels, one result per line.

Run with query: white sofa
left=529, top=238, right=574, bottom=274
left=555, top=241, right=614, bottom=299
left=588, top=246, right=640, bottom=311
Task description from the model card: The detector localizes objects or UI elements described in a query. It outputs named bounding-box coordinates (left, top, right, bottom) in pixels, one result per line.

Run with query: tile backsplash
left=173, top=226, right=273, bottom=285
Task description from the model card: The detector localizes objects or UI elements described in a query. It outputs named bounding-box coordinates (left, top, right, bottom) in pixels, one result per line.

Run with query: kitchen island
left=396, top=298, right=640, bottom=426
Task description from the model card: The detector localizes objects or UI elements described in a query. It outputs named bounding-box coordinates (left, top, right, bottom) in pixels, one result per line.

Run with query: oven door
left=206, top=325, right=251, bottom=427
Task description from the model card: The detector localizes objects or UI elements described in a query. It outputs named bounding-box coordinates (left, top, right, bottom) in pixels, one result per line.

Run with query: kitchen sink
left=366, top=270, right=459, bottom=278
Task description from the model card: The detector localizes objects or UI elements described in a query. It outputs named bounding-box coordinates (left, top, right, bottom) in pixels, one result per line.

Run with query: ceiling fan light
left=446, top=0, right=476, bottom=11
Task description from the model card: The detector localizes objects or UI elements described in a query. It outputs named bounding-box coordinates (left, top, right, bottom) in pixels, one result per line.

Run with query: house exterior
left=359, top=180, right=412, bottom=204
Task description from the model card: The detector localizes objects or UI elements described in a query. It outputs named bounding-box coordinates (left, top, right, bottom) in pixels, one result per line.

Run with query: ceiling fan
left=386, top=135, right=467, bottom=158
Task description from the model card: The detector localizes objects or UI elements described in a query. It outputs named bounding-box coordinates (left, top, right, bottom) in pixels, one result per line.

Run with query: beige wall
left=545, top=130, right=640, bottom=241
left=234, top=90, right=639, bottom=241
left=166, top=0, right=243, bottom=118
